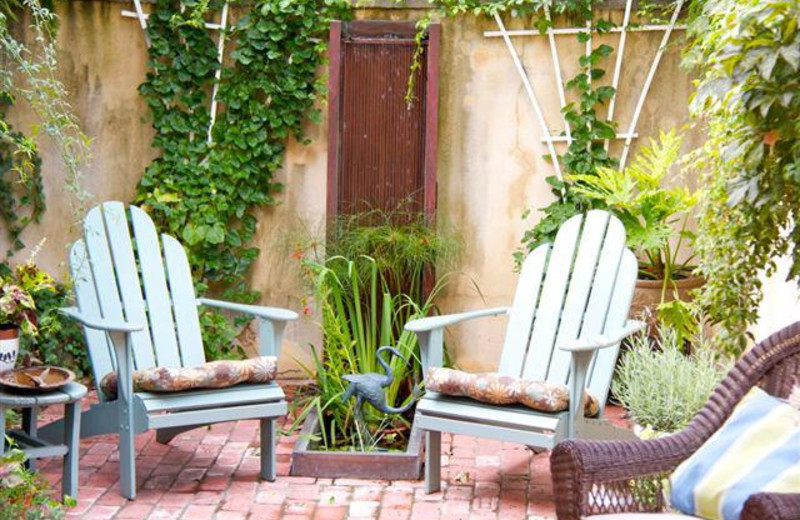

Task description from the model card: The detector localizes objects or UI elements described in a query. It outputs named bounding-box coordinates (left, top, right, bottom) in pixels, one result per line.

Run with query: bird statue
left=341, top=346, right=419, bottom=420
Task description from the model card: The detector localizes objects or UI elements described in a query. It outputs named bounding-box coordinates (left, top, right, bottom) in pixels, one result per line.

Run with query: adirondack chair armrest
left=558, top=319, right=645, bottom=352
left=404, top=307, right=510, bottom=333
left=60, top=307, right=144, bottom=333
left=197, top=298, right=299, bottom=322
left=405, top=307, right=509, bottom=373
left=198, top=298, right=299, bottom=357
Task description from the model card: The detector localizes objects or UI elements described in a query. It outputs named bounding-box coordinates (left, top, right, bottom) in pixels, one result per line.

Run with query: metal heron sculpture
left=342, top=346, right=419, bottom=420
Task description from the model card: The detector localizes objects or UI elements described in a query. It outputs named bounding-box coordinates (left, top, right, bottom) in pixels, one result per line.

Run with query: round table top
left=0, top=381, right=87, bottom=407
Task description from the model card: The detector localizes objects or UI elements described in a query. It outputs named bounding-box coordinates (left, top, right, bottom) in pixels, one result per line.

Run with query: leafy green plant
left=683, top=0, right=800, bottom=355
left=612, top=326, right=730, bottom=433
left=136, top=0, right=351, bottom=301
left=323, top=208, right=460, bottom=301
left=0, top=260, right=89, bottom=376
left=0, top=444, right=71, bottom=519
left=292, top=255, right=445, bottom=451
left=569, top=130, right=699, bottom=340
left=0, top=258, right=54, bottom=335
left=289, top=211, right=458, bottom=451
left=0, top=0, right=91, bottom=255
left=0, top=92, right=44, bottom=256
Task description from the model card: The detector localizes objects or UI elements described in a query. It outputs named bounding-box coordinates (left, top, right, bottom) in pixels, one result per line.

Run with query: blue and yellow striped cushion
left=669, top=387, right=800, bottom=520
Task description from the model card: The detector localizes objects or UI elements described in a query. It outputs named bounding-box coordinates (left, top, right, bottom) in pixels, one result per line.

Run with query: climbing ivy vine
left=403, top=0, right=620, bottom=264
left=137, top=0, right=351, bottom=302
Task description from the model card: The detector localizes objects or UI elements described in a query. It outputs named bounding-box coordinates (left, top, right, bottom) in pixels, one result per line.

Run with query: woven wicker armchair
left=551, top=321, right=800, bottom=520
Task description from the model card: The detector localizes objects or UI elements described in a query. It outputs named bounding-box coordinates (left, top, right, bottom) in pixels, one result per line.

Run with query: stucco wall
left=3, top=1, right=706, bottom=374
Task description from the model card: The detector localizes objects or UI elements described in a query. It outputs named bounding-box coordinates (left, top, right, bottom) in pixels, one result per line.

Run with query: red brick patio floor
left=35, top=390, right=630, bottom=520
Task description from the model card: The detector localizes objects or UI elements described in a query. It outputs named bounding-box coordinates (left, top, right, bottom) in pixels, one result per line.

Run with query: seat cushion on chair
left=425, top=367, right=599, bottom=416
left=669, top=387, right=800, bottom=520
left=100, top=356, right=278, bottom=399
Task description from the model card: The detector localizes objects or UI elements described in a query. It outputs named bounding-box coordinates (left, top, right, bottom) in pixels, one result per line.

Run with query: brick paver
left=34, top=390, right=629, bottom=519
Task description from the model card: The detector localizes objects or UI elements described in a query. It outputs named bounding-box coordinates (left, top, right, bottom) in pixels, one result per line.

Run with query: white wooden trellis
left=122, top=0, right=229, bottom=143
left=485, top=0, right=686, bottom=178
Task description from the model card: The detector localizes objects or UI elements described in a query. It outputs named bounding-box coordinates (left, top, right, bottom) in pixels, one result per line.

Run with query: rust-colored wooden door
left=327, top=20, right=440, bottom=219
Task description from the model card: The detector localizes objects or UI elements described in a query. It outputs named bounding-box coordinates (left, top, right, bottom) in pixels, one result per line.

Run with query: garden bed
left=289, top=410, right=424, bottom=480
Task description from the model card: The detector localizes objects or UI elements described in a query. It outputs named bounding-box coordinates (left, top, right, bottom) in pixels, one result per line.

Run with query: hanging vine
left=136, top=0, right=351, bottom=302
left=0, top=92, right=44, bottom=255
left=0, top=0, right=91, bottom=256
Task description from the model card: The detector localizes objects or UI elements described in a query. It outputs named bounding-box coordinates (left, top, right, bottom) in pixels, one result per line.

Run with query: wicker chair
left=551, top=321, right=800, bottom=520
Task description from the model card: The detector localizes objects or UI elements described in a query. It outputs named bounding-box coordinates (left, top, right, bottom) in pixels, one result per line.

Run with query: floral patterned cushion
left=100, top=356, right=278, bottom=400
left=425, top=367, right=599, bottom=417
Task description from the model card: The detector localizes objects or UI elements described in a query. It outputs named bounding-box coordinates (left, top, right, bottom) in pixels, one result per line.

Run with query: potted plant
left=612, top=325, right=730, bottom=437
left=569, top=130, right=701, bottom=341
left=288, top=210, right=458, bottom=479
left=0, top=262, right=55, bottom=372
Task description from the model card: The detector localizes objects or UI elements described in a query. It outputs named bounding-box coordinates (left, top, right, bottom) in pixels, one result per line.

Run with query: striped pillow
left=669, top=387, right=800, bottom=520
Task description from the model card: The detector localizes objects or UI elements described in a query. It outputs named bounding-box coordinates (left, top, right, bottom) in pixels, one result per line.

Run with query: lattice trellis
left=484, top=0, right=686, bottom=179
left=122, top=0, right=684, bottom=171
left=122, top=0, right=230, bottom=143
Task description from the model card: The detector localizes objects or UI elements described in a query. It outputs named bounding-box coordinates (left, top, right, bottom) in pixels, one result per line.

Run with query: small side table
left=0, top=381, right=87, bottom=500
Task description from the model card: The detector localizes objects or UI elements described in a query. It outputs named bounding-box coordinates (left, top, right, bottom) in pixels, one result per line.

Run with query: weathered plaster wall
left=2, top=1, right=701, bottom=374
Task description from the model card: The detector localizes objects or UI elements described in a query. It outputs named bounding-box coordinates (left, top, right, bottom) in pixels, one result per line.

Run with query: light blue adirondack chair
left=405, top=210, right=645, bottom=493
left=40, top=202, right=297, bottom=499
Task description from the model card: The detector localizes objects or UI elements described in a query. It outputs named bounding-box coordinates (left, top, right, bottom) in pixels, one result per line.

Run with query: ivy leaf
left=206, top=224, right=226, bottom=245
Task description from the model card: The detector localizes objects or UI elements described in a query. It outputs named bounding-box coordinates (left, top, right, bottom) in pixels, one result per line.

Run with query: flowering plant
left=0, top=446, right=69, bottom=518
left=0, top=262, right=55, bottom=335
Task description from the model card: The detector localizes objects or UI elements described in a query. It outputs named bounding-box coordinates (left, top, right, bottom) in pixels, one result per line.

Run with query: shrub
left=0, top=261, right=89, bottom=377
left=612, top=326, right=731, bottom=432
left=0, top=447, right=70, bottom=519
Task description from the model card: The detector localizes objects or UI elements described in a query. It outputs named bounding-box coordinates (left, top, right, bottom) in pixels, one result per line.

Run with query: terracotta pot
left=630, top=275, right=705, bottom=323
left=0, top=324, right=20, bottom=373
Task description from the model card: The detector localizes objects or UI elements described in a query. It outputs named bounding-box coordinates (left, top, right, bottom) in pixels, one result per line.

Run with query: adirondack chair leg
left=112, top=331, right=137, bottom=500
left=259, top=418, right=277, bottom=481
left=424, top=430, right=442, bottom=494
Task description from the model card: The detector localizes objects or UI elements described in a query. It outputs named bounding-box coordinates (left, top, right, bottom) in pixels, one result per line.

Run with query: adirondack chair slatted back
left=70, top=202, right=206, bottom=398
left=498, top=210, right=637, bottom=405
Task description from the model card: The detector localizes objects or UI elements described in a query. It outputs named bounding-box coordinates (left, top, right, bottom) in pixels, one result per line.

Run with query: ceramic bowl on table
left=0, top=366, right=75, bottom=393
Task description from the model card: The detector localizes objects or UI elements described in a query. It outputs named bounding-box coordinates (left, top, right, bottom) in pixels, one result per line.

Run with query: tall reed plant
left=294, top=255, right=449, bottom=450
left=290, top=209, right=459, bottom=451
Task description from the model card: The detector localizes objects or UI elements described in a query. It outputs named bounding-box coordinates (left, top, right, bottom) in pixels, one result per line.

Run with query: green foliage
left=198, top=308, right=243, bottom=361
left=0, top=0, right=91, bottom=256
left=324, top=209, right=460, bottom=300
left=0, top=259, right=54, bottom=336
left=0, top=260, right=89, bottom=376
left=0, top=92, right=44, bottom=256
left=612, top=326, right=731, bottom=433
left=293, top=255, right=444, bottom=451
left=21, top=280, right=88, bottom=377
left=684, top=0, right=800, bottom=355
left=0, top=445, right=71, bottom=519
left=289, top=212, right=458, bottom=451
left=570, top=130, right=695, bottom=282
left=136, top=0, right=351, bottom=300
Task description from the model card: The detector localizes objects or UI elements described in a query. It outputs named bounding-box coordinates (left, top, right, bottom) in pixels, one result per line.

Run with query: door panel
left=327, top=20, right=439, bottom=219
